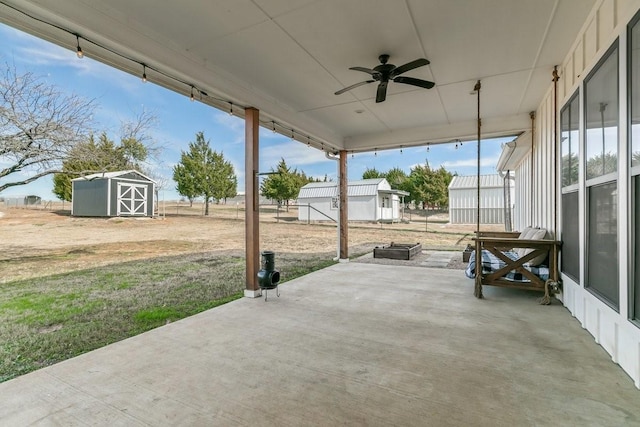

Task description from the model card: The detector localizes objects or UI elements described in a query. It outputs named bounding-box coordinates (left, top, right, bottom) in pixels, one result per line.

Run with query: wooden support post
left=245, top=107, right=260, bottom=297
left=339, top=150, right=348, bottom=260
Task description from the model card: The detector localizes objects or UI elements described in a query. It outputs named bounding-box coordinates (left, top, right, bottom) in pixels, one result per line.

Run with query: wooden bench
left=470, top=229, right=561, bottom=304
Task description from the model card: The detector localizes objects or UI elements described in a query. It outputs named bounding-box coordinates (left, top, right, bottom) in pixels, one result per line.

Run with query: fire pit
left=373, top=242, right=422, bottom=260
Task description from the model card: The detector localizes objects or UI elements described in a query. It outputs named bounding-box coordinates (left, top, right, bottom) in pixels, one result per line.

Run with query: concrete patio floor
left=1, top=263, right=640, bottom=426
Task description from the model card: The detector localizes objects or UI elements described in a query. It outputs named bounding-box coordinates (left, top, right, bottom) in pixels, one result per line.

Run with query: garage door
left=117, top=182, right=147, bottom=216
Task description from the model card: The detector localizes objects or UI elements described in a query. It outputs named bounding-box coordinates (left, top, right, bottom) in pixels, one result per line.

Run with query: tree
left=173, top=163, right=198, bottom=207
left=173, top=132, right=237, bottom=215
left=362, top=167, right=384, bottom=179
left=405, top=162, right=452, bottom=210
left=52, top=110, right=157, bottom=201
left=260, top=158, right=312, bottom=211
left=384, top=167, right=408, bottom=190
left=0, top=63, right=96, bottom=193
left=209, top=151, right=237, bottom=204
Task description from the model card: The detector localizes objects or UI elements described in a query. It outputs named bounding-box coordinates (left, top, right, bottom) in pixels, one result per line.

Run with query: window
left=561, top=191, right=580, bottom=281
left=630, top=13, right=640, bottom=321
left=561, top=92, right=580, bottom=187
left=634, top=177, right=640, bottom=320
left=331, top=197, right=338, bottom=210
left=584, top=42, right=619, bottom=310
left=585, top=43, right=619, bottom=181
left=586, top=182, right=619, bottom=308
left=560, top=90, right=580, bottom=282
left=631, top=13, right=640, bottom=168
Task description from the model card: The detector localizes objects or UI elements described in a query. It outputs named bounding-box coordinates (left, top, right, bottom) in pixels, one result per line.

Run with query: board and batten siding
left=72, top=179, right=109, bottom=217
left=511, top=0, right=640, bottom=388
left=449, top=175, right=511, bottom=224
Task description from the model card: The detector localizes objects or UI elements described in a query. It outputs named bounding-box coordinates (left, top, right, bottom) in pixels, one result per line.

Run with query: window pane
left=587, top=182, right=618, bottom=308
left=561, top=92, right=579, bottom=187
left=631, top=19, right=640, bottom=167
left=585, top=45, right=619, bottom=180
left=634, top=176, right=640, bottom=320
left=561, top=191, right=579, bottom=281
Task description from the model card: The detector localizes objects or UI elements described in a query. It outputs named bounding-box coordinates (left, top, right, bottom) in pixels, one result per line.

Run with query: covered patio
left=3, top=0, right=640, bottom=414
left=1, top=263, right=638, bottom=425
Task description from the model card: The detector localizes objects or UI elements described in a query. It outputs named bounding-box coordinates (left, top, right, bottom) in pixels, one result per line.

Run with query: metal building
left=448, top=174, right=514, bottom=225
left=71, top=170, right=156, bottom=217
left=297, top=178, right=407, bottom=222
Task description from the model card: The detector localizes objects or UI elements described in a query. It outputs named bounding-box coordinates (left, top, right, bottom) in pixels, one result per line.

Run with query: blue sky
left=0, top=23, right=512, bottom=200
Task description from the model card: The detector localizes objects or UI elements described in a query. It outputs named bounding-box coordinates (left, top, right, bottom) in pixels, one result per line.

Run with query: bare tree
left=0, top=63, right=96, bottom=193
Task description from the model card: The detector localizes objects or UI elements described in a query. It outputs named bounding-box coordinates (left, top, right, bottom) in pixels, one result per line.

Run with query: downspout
left=497, top=140, right=516, bottom=232
left=326, top=151, right=341, bottom=260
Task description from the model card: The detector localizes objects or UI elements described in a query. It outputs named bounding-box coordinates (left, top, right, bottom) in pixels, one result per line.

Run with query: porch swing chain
left=553, top=66, right=559, bottom=234
left=474, top=80, right=483, bottom=299
left=475, top=80, right=481, bottom=236
left=530, top=111, right=536, bottom=226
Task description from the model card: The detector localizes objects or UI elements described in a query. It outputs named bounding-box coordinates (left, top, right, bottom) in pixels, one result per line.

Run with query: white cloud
left=261, top=140, right=332, bottom=168
left=214, top=113, right=244, bottom=144
left=441, top=155, right=500, bottom=169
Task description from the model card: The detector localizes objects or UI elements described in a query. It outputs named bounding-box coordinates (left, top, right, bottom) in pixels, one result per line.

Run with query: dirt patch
left=0, top=204, right=495, bottom=283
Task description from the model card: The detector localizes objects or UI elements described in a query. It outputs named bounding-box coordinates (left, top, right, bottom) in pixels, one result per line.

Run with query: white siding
left=520, top=0, right=640, bottom=389
left=297, top=195, right=378, bottom=221
left=448, top=175, right=512, bottom=224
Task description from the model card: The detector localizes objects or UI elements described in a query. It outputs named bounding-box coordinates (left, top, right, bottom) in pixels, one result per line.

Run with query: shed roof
left=298, top=178, right=390, bottom=199
left=448, top=174, right=507, bottom=190
left=71, top=170, right=156, bottom=183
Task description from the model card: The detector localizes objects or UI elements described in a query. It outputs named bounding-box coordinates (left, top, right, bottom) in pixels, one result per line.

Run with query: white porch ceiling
left=0, top=0, right=595, bottom=153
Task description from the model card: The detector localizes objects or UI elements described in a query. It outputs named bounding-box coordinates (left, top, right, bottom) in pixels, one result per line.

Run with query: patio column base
left=244, top=289, right=262, bottom=298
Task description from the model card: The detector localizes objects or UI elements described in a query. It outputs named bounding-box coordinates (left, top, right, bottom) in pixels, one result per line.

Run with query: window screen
left=561, top=191, right=580, bottom=281
left=631, top=15, right=640, bottom=167
left=586, top=182, right=618, bottom=309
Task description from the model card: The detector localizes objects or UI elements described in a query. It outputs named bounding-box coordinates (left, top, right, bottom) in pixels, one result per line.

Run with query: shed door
left=117, top=183, right=147, bottom=216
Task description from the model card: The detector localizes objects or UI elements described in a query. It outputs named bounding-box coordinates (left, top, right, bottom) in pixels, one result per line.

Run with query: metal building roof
left=448, top=174, right=506, bottom=190
left=71, top=170, right=156, bottom=183
left=298, top=178, right=389, bottom=199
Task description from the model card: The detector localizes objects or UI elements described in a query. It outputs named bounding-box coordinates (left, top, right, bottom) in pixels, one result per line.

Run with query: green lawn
left=0, top=251, right=337, bottom=382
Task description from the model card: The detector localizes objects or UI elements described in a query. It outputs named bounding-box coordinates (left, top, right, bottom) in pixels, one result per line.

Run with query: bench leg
left=474, top=274, right=484, bottom=299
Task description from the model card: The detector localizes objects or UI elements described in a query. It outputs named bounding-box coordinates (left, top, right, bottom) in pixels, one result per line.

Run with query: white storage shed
left=297, top=178, right=407, bottom=222
left=448, top=174, right=514, bottom=225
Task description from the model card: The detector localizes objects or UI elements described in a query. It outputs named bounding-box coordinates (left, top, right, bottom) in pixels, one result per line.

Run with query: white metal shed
left=448, top=174, right=514, bottom=225
left=297, top=178, right=407, bottom=222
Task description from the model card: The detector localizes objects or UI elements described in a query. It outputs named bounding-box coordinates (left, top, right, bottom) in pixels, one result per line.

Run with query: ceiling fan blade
left=393, top=76, right=435, bottom=89
left=334, top=80, right=375, bottom=95
left=391, top=58, right=430, bottom=77
left=376, top=81, right=388, bottom=103
left=349, top=66, right=381, bottom=78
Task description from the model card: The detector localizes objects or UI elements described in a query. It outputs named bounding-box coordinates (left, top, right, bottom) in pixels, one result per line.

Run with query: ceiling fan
left=334, top=54, right=435, bottom=103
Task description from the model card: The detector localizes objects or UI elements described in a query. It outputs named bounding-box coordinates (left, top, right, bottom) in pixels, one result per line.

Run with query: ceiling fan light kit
left=335, top=54, right=435, bottom=103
